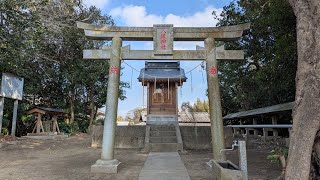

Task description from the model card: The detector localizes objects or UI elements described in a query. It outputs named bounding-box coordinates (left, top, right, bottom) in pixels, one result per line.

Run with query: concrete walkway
left=138, top=152, right=191, bottom=180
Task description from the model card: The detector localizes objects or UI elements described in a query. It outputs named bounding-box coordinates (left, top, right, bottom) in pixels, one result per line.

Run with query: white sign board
left=0, top=73, right=24, bottom=100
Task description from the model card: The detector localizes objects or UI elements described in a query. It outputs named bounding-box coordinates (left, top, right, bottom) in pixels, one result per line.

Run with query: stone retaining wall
left=91, top=125, right=233, bottom=150
left=180, top=126, right=233, bottom=150
left=91, top=125, right=145, bottom=148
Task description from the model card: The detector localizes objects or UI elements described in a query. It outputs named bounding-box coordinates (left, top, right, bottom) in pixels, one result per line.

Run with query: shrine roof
left=27, top=107, right=68, bottom=115
left=138, top=62, right=187, bottom=82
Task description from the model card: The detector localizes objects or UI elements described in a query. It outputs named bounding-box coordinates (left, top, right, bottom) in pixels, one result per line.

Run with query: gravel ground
left=0, top=134, right=281, bottom=180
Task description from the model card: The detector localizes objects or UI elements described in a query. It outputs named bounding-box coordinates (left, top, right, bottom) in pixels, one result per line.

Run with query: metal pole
left=239, top=141, right=248, bottom=180
left=101, top=37, right=122, bottom=160
left=11, top=99, right=18, bottom=137
left=205, top=37, right=226, bottom=160
left=0, top=97, right=4, bottom=135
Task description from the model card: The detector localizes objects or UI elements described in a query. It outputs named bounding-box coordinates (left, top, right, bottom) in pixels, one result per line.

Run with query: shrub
left=59, top=121, right=74, bottom=134
left=1, top=128, right=9, bottom=135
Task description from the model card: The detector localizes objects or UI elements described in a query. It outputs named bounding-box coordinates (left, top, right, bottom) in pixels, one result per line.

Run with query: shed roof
left=27, top=107, right=68, bottom=116
left=178, top=111, right=210, bottom=123
left=223, top=102, right=294, bottom=120
left=138, top=62, right=187, bottom=83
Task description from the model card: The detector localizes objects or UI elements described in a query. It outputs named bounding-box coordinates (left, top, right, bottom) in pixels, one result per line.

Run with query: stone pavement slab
left=138, top=152, right=190, bottom=180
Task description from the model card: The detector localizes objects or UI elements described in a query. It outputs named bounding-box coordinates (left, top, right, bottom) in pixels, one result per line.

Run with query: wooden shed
left=27, top=107, right=68, bottom=134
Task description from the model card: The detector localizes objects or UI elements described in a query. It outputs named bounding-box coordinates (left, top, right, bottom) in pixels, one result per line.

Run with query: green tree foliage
left=193, top=98, right=209, bottom=112
left=181, top=98, right=209, bottom=112
left=214, top=0, right=297, bottom=115
left=0, top=0, right=129, bottom=135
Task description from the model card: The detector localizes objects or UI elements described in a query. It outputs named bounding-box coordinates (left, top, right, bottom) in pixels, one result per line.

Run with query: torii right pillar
left=205, top=37, right=226, bottom=160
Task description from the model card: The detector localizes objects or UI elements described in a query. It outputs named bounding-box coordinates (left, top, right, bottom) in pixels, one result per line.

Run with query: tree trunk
left=310, top=131, right=320, bottom=179
left=279, top=155, right=286, bottom=178
left=94, top=106, right=98, bottom=121
left=286, top=0, right=320, bottom=179
left=70, top=93, right=75, bottom=124
left=89, top=86, right=95, bottom=132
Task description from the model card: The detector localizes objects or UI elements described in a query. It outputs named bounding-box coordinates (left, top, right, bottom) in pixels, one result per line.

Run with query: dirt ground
left=0, top=134, right=281, bottom=180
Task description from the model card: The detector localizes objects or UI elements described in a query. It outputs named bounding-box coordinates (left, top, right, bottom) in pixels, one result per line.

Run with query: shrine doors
left=148, top=82, right=177, bottom=115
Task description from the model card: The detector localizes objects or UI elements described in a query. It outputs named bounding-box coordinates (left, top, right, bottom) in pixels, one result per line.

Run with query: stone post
left=91, top=37, right=122, bottom=174
left=289, top=128, right=292, bottom=136
left=239, top=120, right=245, bottom=135
left=272, top=116, right=278, bottom=137
left=37, top=113, right=42, bottom=133
left=205, top=37, right=226, bottom=161
left=232, top=128, right=237, bottom=137
left=263, top=128, right=268, bottom=141
left=253, top=118, right=258, bottom=136
left=239, top=141, right=248, bottom=180
left=11, top=100, right=18, bottom=137
left=245, top=123, right=249, bottom=137
left=52, top=116, right=58, bottom=133
left=147, top=82, right=150, bottom=115
left=287, top=127, right=293, bottom=147
left=0, top=97, right=3, bottom=135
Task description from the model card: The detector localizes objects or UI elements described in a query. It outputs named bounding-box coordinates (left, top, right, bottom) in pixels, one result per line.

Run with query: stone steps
left=147, top=115, right=177, bottom=125
left=150, top=125, right=176, bottom=131
left=149, top=143, right=183, bottom=152
left=145, top=116, right=183, bottom=152
left=149, top=136, right=177, bottom=143
left=150, top=131, right=176, bottom=137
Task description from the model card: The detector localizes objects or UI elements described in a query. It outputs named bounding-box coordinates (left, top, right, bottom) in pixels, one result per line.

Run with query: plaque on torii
left=77, top=21, right=250, bottom=172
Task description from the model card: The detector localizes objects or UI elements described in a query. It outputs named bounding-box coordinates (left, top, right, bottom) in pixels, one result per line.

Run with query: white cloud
left=83, top=0, right=110, bottom=8
left=164, top=7, right=220, bottom=27
left=109, top=5, right=222, bottom=27
left=110, top=6, right=163, bottom=26
left=109, top=5, right=222, bottom=50
left=174, top=41, right=204, bottom=50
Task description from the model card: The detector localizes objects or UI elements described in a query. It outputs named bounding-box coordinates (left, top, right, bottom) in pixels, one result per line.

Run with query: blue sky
left=83, top=0, right=232, bottom=116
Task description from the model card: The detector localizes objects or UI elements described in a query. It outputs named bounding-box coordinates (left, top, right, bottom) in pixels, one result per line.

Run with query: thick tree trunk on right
left=310, top=131, right=320, bottom=179
left=286, top=0, right=320, bottom=179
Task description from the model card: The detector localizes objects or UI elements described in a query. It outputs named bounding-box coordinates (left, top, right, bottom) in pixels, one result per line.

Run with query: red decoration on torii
left=209, top=66, right=217, bottom=75
left=109, top=65, right=119, bottom=75
left=160, top=29, right=167, bottom=50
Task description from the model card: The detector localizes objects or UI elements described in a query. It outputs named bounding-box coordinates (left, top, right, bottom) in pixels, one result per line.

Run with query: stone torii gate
left=77, top=22, right=250, bottom=173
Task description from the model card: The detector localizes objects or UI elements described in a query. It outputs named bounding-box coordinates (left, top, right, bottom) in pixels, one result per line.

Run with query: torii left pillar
left=91, top=37, right=122, bottom=173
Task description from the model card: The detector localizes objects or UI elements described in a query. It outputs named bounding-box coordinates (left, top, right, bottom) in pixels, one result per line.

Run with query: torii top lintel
left=76, top=22, right=251, bottom=41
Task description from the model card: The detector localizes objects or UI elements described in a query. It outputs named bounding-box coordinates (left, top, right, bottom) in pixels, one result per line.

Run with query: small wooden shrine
left=26, top=107, right=68, bottom=134
left=138, top=62, right=187, bottom=116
